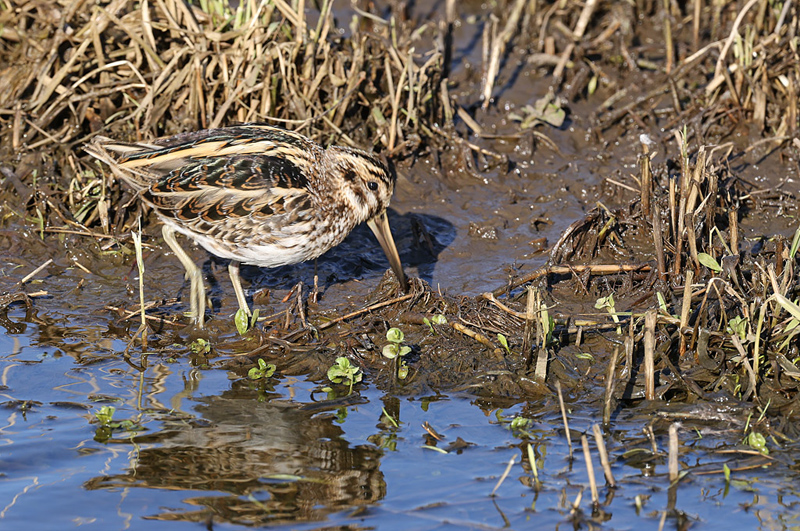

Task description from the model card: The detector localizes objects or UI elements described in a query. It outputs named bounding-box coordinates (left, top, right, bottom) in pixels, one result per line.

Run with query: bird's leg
left=228, top=260, right=251, bottom=317
left=310, top=259, right=319, bottom=304
left=162, top=225, right=206, bottom=327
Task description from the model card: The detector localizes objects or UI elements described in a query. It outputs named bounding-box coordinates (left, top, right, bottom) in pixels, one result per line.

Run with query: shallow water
left=2, top=307, right=798, bottom=530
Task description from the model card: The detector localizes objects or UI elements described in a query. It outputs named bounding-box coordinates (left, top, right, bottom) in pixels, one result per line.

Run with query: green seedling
left=698, top=252, right=722, bottom=273
left=248, top=358, right=276, bottom=380
left=595, top=293, right=622, bottom=334
left=423, top=314, right=447, bottom=332
left=327, top=357, right=362, bottom=395
left=727, top=315, right=748, bottom=341
left=510, top=416, right=532, bottom=430
left=747, top=431, right=769, bottom=455
left=383, top=327, right=412, bottom=380
left=93, top=406, right=141, bottom=443
left=383, top=328, right=411, bottom=359
left=95, top=406, right=116, bottom=426
left=497, top=333, right=512, bottom=355
left=235, top=307, right=260, bottom=335
left=190, top=338, right=210, bottom=354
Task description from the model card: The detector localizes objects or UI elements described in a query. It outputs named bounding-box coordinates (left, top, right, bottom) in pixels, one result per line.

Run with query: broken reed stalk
left=581, top=434, right=599, bottom=506
left=652, top=207, right=667, bottom=280
left=644, top=309, right=657, bottom=400
left=490, top=454, right=517, bottom=497
left=603, top=347, right=618, bottom=427
left=640, top=135, right=653, bottom=218
left=130, top=226, right=150, bottom=351
left=673, top=130, right=689, bottom=277
left=556, top=380, right=573, bottom=460
left=522, top=285, right=536, bottom=358
left=662, top=0, right=674, bottom=74
left=19, top=258, right=53, bottom=285
left=592, top=424, right=616, bottom=488
left=728, top=191, right=739, bottom=254
left=679, top=269, right=694, bottom=357
left=668, top=423, right=679, bottom=482
left=693, top=0, right=702, bottom=51
left=481, top=0, right=527, bottom=108
left=533, top=289, right=549, bottom=382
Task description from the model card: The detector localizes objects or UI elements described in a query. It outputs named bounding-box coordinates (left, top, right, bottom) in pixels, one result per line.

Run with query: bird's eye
left=368, top=181, right=379, bottom=191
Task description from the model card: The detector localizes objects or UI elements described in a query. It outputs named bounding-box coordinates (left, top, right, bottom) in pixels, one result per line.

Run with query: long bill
left=366, top=210, right=409, bottom=292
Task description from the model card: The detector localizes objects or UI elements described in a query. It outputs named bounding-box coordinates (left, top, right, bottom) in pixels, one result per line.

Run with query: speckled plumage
left=85, top=124, right=407, bottom=327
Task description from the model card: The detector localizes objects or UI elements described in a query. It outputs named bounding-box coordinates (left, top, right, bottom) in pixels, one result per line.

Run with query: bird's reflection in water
left=84, top=386, right=385, bottom=526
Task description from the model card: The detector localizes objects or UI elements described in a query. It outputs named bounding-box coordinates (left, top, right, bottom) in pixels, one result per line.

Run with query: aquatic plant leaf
left=698, top=252, right=722, bottom=272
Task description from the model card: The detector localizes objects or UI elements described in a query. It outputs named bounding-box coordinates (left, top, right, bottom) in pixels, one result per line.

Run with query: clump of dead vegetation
left=0, top=0, right=462, bottom=234
left=1, top=0, right=799, bottom=408
left=0, top=0, right=796, bottom=230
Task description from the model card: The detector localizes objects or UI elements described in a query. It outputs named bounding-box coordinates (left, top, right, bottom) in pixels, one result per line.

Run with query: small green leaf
left=397, top=364, right=409, bottom=379
left=723, top=463, right=731, bottom=482
left=727, top=315, right=748, bottom=340
left=95, top=406, right=116, bottom=426
left=698, top=252, right=722, bottom=272
left=248, top=358, right=276, bottom=380
left=386, top=328, right=404, bottom=344
left=588, top=75, right=598, bottom=95
left=235, top=308, right=249, bottom=335
left=747, top=431, right=768, bottom=455
left=510, top=416, right=532, bottom=430
left=399, top=346, right=411, bottom=357
left=382, top=344, right=398, bottom=359
left=497, top=333, right=510, bottom=352
left=657, top=292, right=669, bottom=313
left=595, top=294, right=616, bottom=311
left=575, top=352, right=595, bottom=361
left=190, top=338, right=210, bottom=354
left=431, top=314, right=447, bottom=325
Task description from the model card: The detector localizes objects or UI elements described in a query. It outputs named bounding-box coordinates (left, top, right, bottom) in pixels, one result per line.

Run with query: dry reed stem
left=581, top=434, right=599, bottom=506
left=481, top=0, right=526, bottom=108
left=668, top=423, right=679, bottom=482
left=522, top=286, right=536, bottom=359
left=592, top=424, right=616, bottom=488
left=662, top=0, right=674, bottom=74
left=644, top=309, right=657, bottom=400
left=490, top=454, right=517, bottom=497
left=602, top=347, right=617, bottom=427
left=679, top=269, right=694, bottom=358
left=556, top=380, right=573, bottom=460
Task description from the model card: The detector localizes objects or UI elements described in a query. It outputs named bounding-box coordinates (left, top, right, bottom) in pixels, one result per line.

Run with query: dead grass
left=0, top=1, right=799, bottom=412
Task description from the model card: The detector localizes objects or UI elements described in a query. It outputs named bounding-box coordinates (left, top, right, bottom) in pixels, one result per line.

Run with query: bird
left=84, top=123, right=407, bottom=328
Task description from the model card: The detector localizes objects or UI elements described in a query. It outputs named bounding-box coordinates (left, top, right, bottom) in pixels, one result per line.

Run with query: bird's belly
left=167, top=219, right=350, bottom=268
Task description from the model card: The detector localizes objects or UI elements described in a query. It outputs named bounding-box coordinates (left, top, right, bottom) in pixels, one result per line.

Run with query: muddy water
left=3, top=4, right=800, bottom=531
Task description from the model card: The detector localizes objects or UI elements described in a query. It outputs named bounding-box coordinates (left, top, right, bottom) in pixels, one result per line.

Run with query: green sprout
left=595, top=293, right=622, bottom=334
left=248, top=358, right=276, bottom=380
left=423, top=314, right=447, bottom=332
left=697, top=252, right=722, bottom=273
left=383, top=328, right=411, bottom=358
left=235, top=308, right=260, bottom=335
left=383, top=328, right=412, bottom=379
left=93, top=406, right=141, bottom=443
left=95, top=406, right=116, bottom=426
left=327, top=357, right=363, bottom=395
left=190, top=338, right=210, bottom=354
left=497, top=333, right=512, bottom=355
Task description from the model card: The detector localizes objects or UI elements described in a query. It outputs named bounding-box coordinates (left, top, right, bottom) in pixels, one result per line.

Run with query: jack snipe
left=85, top=124, right=407, bottom=327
